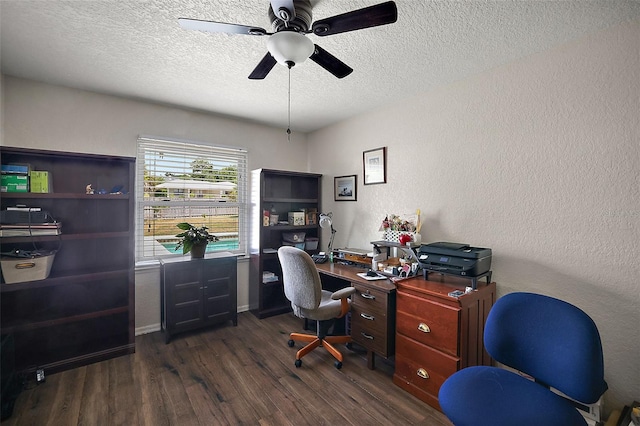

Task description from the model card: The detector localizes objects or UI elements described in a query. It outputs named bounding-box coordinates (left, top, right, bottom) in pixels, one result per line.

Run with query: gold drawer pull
left=417, top=323, right=431, bottom=333
left=360, top=292, right=376, bottom=300
left=360, top=313, right=375, bottom=321
left=417, top=368, right=429, bottom=379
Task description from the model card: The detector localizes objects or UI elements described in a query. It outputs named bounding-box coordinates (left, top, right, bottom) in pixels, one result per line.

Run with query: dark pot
left=190, top=242, right=207, bottom=259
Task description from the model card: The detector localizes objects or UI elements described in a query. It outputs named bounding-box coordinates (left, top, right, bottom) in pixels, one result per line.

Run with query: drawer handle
left=360, top=313, right=375, bottom=321
left=360, top=292, right=376, bottom=300
left=360, top=332, right=374, bottom=340
left=417, top=368, right=430, bottom=379
left=417, top=323, right=431, bottom=333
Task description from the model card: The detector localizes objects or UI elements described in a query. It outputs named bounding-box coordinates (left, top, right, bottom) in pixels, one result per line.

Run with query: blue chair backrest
left=484, top=292, right=607, bottom=403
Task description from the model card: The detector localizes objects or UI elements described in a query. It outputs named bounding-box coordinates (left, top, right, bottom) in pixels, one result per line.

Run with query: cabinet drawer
left=396, top=291, right=459, bottom=356
left=394, top=334, right=459, bottom=400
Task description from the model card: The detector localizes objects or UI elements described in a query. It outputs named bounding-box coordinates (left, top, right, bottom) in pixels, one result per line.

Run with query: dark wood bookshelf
left=249, top=169, right=322, bottom=319
left=0, top=147, right=135, bottom=376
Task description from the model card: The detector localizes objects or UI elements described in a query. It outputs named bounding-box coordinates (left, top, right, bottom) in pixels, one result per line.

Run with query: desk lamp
left=319, top=212, right=336, bottom=256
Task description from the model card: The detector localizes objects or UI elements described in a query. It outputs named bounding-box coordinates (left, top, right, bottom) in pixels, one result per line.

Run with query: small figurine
left=86, top=184, right=94, bottom=195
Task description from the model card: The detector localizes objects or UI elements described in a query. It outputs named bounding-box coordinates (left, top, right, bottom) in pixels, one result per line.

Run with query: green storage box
left=1, top=174, right=28, bottom=192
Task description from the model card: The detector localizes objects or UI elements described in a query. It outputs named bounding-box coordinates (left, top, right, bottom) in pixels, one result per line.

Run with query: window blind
left=135, top=136, right=248, bottom=260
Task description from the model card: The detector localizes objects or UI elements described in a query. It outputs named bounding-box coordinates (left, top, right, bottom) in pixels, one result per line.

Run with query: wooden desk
left=316, top=262, right=396, bottom=369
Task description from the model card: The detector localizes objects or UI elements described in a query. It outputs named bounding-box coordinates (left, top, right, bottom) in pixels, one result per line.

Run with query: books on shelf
left=0, top=222, right=62, bottom=237
left=1, top=174, right=28, bottom=192
left=0, top=164, right=52, bottom=193
left=1, top=164, right=30, bottom=175
left=30, top=171, right=52, bottom=193
left=1, top=163, right=31, bottom=193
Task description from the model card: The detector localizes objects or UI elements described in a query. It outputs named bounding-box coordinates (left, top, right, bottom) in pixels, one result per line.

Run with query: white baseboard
left=135, top=323, right=161, bottom=336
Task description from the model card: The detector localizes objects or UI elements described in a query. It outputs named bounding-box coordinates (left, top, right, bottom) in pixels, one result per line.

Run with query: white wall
left=308, top=20, right=640, bottom=412
left=1, top=75, right=310, bottom=332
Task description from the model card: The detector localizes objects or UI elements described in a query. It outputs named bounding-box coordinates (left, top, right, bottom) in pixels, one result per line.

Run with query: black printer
left=418, top=242, right=492, bottom=277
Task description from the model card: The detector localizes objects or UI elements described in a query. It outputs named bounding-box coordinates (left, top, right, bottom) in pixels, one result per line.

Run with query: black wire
left=26, top=209, right=62, bottom=255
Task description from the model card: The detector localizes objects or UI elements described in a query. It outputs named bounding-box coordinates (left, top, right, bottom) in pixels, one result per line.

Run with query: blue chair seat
left=439, top=365, right=587, bottom=426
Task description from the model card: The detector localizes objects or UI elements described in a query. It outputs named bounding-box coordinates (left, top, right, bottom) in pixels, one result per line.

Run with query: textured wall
left=308, top=20, right=639, bottom=412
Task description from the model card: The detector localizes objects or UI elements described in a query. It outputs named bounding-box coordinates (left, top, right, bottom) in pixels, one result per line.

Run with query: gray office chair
left=277, top=246, right=356, bottom=369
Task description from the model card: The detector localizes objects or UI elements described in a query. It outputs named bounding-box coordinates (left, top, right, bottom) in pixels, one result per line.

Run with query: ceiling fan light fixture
left=267, top=31, right=314, bottom=67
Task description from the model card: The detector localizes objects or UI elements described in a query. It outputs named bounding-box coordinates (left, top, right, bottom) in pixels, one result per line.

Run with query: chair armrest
left=331, top=286, right=356, bottom=318
left=331, top=287, right=356, bottom=300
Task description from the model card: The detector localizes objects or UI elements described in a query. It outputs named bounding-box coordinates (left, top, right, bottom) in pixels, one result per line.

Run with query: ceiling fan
left=178, top=0, right=398, bottom=80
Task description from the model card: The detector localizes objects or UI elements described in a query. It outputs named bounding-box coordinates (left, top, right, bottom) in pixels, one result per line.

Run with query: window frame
left=135, top=135, right=248, bottom=261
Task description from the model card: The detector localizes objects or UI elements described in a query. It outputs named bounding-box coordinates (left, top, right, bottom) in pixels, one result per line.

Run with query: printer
left=418, top=242, right=492, bottom=277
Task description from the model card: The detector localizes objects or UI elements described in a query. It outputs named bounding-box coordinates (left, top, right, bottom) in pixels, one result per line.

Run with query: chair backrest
left=277, top=246, right=323, bottom=314
left=484, top=292, right=607, bottom=404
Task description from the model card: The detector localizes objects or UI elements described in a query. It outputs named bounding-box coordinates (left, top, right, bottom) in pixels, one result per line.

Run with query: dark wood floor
left=4, top=311, right=451, bottom=425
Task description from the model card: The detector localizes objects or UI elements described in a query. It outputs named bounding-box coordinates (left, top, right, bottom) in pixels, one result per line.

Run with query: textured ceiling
left=1, top=1, right=639, bottom=133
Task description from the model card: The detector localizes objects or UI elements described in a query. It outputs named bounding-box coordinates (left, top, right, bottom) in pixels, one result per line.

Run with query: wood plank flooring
left=3, top=311, right=451, bottom=425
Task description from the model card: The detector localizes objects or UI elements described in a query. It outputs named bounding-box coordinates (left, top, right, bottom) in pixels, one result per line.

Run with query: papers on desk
left=356, top=272, right=387, bottom=281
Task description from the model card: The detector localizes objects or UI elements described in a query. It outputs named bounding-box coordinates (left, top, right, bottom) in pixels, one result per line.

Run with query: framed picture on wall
left=363, top=147, right=387, bottom=185
left=334, top=175, right=357, bottom=201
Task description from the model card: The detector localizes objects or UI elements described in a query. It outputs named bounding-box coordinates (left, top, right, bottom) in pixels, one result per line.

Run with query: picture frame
left=363, top=147, right=387, bottom=185
left=334, top=175, right=357, bottom=201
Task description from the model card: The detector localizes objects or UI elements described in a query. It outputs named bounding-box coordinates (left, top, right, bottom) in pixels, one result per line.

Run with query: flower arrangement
left=379, top=211, right=422, bottom=243
left=379, top=214, right=417, bottom=232
left=175, top=222, right=219, bottom=255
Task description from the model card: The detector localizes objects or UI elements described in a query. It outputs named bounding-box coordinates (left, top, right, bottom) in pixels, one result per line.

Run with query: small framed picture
left=334, top=175, right=357, bottom=201
left=363, top=147, right=387, bottom=185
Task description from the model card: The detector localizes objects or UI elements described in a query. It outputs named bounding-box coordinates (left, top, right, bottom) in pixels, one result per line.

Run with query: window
left=136, top=136, right=248, bottom=260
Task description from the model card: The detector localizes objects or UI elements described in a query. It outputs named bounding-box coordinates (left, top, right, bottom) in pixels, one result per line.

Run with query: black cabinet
left=249, top=169, right=322, bottom=319
left=0, top=147, right=134, bottom=375
left=160, top=252, right=237, bottom=343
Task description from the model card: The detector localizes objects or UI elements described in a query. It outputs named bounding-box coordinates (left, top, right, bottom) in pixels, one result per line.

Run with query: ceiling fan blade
left=311, top=1, right=398, bottom=36
left=309, top=45, right=353, bottom=79
left=178, top=18, right=267, bottom=36
left=270, top=0, right=296, bottom=22
left=248, top=53, right=278, bottom=80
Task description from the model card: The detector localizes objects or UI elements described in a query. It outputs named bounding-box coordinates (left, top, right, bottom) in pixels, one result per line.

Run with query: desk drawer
left=352, top=285, right=387, bottom=314
left=396, top=291, right=459, bottom=356
left=394, top=333, right=459, bottom=402
left=351, top=314, right=389, bottom=356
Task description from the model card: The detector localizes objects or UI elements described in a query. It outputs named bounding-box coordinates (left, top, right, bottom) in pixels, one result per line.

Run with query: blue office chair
left=438, top=292, right=607, bottom=426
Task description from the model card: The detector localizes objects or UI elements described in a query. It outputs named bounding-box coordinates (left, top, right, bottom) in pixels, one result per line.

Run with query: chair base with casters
left=288, top=317, right=351, bottom=369
left=438, top=292, right=607, bottom=426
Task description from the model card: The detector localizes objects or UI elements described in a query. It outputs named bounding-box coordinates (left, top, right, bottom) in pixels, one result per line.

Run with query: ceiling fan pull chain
left=287, top=65, right=292, bottom=141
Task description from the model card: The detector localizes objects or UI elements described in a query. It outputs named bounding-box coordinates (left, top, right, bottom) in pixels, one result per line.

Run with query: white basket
left=384, top=231, right=421, bottom=244
left=1, top=252, right=56, bottom=284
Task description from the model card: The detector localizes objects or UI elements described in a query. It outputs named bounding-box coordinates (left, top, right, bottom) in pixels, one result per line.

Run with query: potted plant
left=174, top=222, right=219, bottom=259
